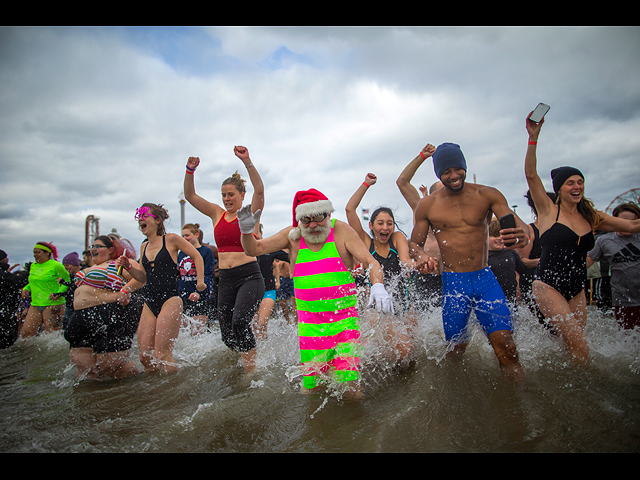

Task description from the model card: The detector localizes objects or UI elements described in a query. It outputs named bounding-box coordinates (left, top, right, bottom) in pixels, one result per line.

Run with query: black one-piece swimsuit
left=141, top=236, right=180, bottom=316
left=535, top=209, right=595, bottom=301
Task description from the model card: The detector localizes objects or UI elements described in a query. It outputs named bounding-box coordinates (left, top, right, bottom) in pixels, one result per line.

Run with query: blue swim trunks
left=441, top=267, right=513, bottom=343
left=263, top=289, right=276, bottom=301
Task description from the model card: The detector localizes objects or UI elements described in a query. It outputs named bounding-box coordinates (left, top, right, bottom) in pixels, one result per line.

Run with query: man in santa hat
left=238, top=188, right=398, bottom=398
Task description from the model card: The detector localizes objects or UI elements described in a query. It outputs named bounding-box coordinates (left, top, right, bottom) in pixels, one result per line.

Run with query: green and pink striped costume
left=293, top=219, right=361, bottom=389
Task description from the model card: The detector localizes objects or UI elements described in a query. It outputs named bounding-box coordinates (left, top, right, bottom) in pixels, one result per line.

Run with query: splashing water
left=0, top=295, right=638, bottom=452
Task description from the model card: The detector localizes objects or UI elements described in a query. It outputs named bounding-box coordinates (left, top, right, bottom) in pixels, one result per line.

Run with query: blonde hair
left=222, top=171, right=246, bottom=194
left=182, top=223, right=201, bottom=236
left=488, top=219, right=501, bottom=237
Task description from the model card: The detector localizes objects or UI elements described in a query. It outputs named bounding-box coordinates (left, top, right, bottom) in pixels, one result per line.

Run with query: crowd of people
left=1, top=112, right=640, bottom=397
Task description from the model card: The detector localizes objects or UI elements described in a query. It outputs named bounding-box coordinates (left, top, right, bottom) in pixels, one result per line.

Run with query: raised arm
left=345, top=173, right=376, bottom=244
left=524, top=113, right=555, bottom=220
left=234, top=146, right=265, bottom=215
left=184, top=156, right=224, bottom=221
left=397, top=144, right=436, bottom=213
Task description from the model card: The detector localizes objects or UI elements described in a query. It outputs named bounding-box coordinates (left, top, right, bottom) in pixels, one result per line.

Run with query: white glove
left=367, top=283, right=394, bottom=314
left=237, top=204, right=262, bottom=234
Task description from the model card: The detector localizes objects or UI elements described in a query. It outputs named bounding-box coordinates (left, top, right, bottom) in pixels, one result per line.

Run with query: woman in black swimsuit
left=117, top=203, right=206, bottom=374
left=345, top=173, right=415, bottom=363
left=524, top=112, right=640, bottom=364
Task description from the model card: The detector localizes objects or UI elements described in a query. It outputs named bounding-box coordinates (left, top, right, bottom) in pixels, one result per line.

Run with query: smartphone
left=529, top=103, right=550, bottom=123
left=499, top=213, right=516, bottom=246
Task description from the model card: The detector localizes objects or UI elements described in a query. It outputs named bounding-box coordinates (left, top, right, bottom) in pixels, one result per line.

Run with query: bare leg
left=488, top=329, right=525, bottom=383
left=69, top=347, right=100, bottom=379
left=254, top=297, right=276, bottom=343
left=42, top=304, right=64, bottom=332
left=446, top=342, right=467, bottom=361
left=97, top=351, right=139, bottom=379
left=241, top=348, right=258, bottom=375
left=153, top=297, right=183, bottom=374
left=533, top=280, right=589, bottom=365
left=190, top=315, right=208, bottom=335
left=21, top=307, right=43, bottom=338
left=381, top=316, right=413, bottom=363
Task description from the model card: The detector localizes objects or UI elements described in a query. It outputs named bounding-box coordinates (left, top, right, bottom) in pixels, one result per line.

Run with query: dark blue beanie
left=551, top=166, right=584, bottom=194
left=433, top=143, right=467, bottom=179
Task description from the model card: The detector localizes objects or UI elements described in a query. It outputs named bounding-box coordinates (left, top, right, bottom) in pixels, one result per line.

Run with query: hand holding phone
left=499, top=213, right=517, bottom=247
left=529, top=103, right=550, bottom=123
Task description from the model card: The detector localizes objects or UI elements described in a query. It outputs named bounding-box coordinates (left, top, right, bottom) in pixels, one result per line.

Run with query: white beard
left=300, top=224, right=331, bottom=244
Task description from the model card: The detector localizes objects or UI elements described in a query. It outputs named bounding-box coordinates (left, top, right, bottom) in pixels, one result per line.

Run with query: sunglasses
left=90, top=244, right=109, bottom=250
left=299, top=213, right=328, bottom=225
left=134, top=206, right=157, bottom=221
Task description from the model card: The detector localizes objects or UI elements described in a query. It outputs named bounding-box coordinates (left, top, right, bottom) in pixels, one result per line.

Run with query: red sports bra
left=214, top=212, right=245, bottom=253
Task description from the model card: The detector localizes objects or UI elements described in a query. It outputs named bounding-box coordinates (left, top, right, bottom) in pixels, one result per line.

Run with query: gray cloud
left=1, top=26, right=639, bottom=267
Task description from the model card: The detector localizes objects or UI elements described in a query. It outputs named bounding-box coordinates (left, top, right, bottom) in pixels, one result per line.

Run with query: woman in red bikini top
left=183, top=146, right=266, bottom=375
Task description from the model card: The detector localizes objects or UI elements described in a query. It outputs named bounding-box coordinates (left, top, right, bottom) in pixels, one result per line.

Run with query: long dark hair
left=524, top=189, right=556, bottom=218
left=369, top=207, right=408, bottom=238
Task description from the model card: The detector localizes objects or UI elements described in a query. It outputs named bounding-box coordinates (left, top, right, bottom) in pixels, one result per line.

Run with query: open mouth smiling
left=570, top=190, right=583, bottom=200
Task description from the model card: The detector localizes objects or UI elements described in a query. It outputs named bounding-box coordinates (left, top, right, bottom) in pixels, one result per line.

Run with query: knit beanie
left=432, top=143, right=467, bottom=179
left=551, top=166, right=584, bottom=194
left=62, top=252, right=80, bottom=266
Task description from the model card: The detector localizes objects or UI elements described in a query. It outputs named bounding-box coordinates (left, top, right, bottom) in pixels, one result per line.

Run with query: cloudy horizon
left=1, top=26, right=639, bottom=267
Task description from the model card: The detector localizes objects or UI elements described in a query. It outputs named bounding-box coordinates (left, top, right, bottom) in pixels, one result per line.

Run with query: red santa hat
left=289, top=188, right=334, bottom=240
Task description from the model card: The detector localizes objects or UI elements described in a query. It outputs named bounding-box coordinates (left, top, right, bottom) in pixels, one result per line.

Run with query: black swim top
left=141, top=236, right=179, bottom=298
left=369, top=236, right=402, bottom=280
left=534, top=208, right=595, bottom=300
left=529, top=223, right=542, bottom=260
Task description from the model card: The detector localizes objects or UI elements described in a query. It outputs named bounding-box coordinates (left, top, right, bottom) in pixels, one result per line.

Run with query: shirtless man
left=238, top=188, right=394, bottom=397
left=409, top=143, right=529, bottom=382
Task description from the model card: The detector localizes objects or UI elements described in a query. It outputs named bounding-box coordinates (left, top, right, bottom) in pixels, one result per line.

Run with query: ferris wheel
left=604, top=188, right=640, bottom=215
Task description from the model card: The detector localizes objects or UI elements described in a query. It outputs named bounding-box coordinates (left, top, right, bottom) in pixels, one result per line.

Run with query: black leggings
left=217, top=262, right=264, bottom=353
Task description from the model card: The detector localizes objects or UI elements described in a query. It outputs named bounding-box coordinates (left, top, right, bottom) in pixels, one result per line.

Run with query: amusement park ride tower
left=85, top=215, right=99, bottom=251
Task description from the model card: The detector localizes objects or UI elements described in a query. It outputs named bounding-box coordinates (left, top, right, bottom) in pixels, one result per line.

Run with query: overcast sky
left=1, top=26, right=639, bottom=267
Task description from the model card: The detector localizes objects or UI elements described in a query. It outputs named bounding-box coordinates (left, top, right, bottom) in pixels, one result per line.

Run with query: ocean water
left=0, top=304, right=638, bottom=453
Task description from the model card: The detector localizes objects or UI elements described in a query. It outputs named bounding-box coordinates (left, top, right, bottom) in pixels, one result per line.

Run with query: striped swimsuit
left=74, top=262, right=124, bottom=291
left=293, top=219, right=361, bottom=389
